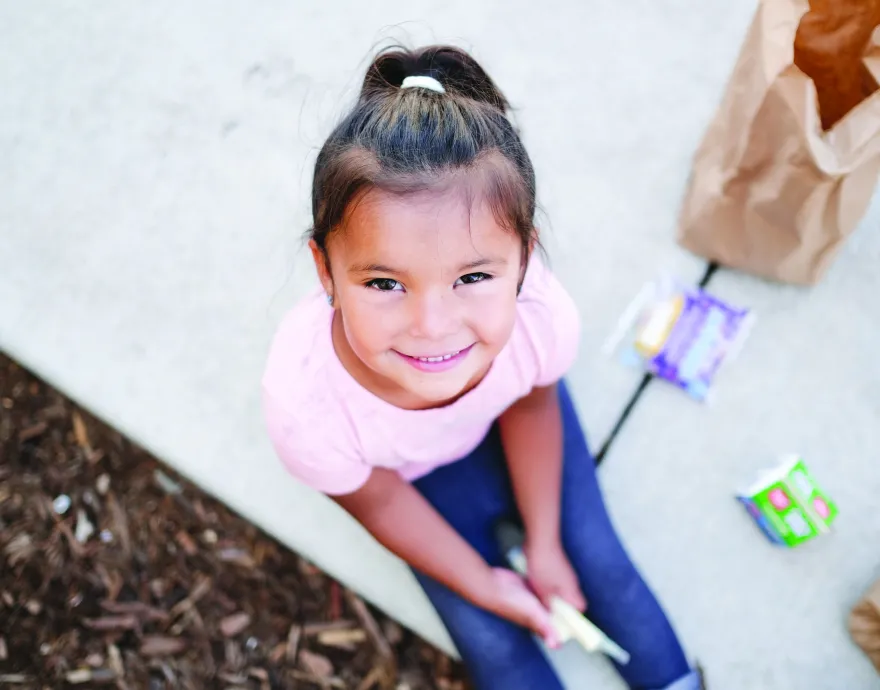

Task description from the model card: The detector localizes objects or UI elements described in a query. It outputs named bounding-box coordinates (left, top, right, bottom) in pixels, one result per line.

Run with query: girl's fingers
left=554, top=582, right=587, bottom=612
left=569, top=589, right=588, bottom=612
left=488, top=568, right=564, bottom=647
left=528, top=604, right=560, bottom=648
left=543, top=625, right=563, bottom=649
left=530, top=597, right=564, bottom=649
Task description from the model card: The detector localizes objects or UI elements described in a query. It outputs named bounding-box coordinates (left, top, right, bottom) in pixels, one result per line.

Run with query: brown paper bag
left=849, top=578, right=880, bottom=674
left=795, top=0, right=880, bottom=130
left=677, top=0, right=880, bottom=285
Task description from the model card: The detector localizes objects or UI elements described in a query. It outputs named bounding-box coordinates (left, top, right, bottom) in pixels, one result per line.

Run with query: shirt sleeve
left=262, top=388, right=372, bottom=496
left=516, top=257, right=581, bottom=388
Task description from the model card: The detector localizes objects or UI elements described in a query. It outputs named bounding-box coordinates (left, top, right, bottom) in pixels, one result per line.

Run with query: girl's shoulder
left=262, top=287, right=336, bottom=410
left=510, top=255, right=581, bottom=387
left=260, top=289, right=375, bottom=495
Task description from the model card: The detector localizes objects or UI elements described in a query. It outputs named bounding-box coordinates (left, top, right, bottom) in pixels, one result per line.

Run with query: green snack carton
left=737, top=455, right=838, bottom=547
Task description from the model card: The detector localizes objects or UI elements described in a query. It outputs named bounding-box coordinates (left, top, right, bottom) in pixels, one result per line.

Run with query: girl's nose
left=409, top=291, right=457, bottom=341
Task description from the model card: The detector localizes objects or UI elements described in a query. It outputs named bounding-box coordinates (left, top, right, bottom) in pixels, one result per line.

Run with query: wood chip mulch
left=0, top=352, right=469, bottom=689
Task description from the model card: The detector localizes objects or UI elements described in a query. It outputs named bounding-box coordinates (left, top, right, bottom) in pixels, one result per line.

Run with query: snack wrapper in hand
left=604, top=278, right=754, bottom=402
left=495, top=522, right=630, bottom=665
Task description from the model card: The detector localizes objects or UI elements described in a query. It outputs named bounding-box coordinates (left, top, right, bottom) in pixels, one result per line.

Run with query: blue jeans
left=411, top=382, right=700, bottom=690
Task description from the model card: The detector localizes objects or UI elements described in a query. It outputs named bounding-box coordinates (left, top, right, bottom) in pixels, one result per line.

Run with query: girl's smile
left=394, top=343, right=475, bottom=373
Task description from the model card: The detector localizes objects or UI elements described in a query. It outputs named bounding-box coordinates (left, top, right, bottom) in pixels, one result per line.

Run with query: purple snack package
left=608, top=280, right=754, bottom=401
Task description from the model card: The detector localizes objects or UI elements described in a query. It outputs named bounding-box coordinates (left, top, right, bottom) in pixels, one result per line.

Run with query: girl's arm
left=498, top=383, right=587, bottom=611
left=498, top=384, right=563, bottom=547
left=333, top=468, right=557, bottom=639
left=334, top=468, right=493, bottom=599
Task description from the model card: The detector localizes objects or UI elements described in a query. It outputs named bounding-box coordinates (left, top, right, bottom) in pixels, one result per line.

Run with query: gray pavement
left=600, top=201, right=880, bottom=689
left=2, top=1, right=877, bottom=687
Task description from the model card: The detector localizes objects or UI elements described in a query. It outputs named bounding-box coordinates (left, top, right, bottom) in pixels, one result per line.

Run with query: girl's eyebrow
left=348, top=262, right=401, bottom=275
left=348, top=256, right=507, bottom=275
left=459, top=256, right=505, bottom=271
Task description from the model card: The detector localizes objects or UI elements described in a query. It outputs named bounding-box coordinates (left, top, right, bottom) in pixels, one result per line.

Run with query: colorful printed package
left=737, top=455, right=838, bottom=547
left=605, top=279, right=754, bottom=401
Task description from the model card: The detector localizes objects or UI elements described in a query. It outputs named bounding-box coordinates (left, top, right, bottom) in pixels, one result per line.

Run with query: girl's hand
left=523, top=538, right=587, bottom=613
left=484, top=568, right=562, bottom=648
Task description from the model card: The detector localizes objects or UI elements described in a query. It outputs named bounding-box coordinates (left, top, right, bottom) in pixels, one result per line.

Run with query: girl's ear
left=517, top=233, right=536, bottom=295
left=309, top=239, right=335, bottom=299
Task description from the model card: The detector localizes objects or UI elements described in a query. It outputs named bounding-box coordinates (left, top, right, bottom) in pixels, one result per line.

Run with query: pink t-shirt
left=261, top=256, right=580, bottom=496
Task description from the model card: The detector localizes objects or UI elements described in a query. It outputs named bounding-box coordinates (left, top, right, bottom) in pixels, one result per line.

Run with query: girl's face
left=312, top=187, right=525, bottom=409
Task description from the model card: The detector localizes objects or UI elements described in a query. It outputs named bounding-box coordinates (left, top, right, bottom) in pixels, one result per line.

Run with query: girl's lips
left=395, top=344, right=475, bottom=373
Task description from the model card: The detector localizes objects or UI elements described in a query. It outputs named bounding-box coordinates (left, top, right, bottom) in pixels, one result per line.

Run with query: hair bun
left=361, top=45, right=509, bottom=113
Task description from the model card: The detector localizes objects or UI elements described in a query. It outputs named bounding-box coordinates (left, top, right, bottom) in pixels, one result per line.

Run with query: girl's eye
left=366, top=278, right=404, bottom=292
left=455, top=272, right=491, bottom=286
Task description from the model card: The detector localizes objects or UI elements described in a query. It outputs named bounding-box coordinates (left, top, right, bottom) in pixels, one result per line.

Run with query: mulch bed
left=0, top=353, right=469, bottom=689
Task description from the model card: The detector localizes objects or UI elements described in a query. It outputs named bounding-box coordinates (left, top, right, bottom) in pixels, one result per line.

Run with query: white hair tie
left=401, top=75, right=446, bottom=94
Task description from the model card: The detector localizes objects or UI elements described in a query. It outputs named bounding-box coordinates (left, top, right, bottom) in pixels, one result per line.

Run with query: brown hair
left=309, top=45, right=537, bottom=263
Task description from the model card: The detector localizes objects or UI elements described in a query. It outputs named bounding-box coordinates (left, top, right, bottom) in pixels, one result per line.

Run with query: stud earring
left=326, top=293, right=334, bottom=306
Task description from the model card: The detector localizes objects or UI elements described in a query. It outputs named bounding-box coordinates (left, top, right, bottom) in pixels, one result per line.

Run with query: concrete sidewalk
left=600, top=199, right=880, bottom=688
left=2, top=1, right=878, bottom=687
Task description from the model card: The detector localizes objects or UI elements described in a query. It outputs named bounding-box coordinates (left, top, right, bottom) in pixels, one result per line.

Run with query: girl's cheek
left=350, top=300, right=406, bottom=344
left=472, top=306, right=515, bottom=347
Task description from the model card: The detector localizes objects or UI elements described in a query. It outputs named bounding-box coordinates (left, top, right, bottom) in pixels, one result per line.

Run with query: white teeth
left=416, top=350, right=460, bottom=363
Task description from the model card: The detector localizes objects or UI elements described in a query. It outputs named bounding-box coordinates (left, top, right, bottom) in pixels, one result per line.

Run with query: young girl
left=263, top=46, right=704, bottom=690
